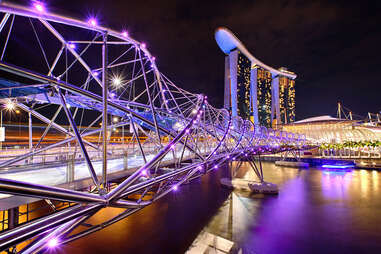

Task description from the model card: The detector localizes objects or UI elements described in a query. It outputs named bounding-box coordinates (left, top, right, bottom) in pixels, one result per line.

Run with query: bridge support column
left=250, top=66, right=259, bottom=126
left=271, top=74, right=280, bottom=127
left=102, top=32, right=108, bottom=190
left=124, top=154, right=128, bottom=170
left=28, top=112, right=32, bottom=150
left=67, top=155, right=74, bottom=182
left=7, top=207, right=19, bottom=230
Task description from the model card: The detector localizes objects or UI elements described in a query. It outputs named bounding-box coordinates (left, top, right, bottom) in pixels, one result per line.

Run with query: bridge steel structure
left=0, top=2, right=306, bottom=253
left=215, top=27, right=297, bottom=126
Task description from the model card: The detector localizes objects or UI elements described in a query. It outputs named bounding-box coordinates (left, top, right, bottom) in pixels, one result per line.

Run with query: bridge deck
left=0, top=148, right=202, bottom=209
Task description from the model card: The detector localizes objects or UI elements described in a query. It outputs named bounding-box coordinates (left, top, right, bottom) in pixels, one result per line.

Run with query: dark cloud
left=14, top=0, right=381, bottom=119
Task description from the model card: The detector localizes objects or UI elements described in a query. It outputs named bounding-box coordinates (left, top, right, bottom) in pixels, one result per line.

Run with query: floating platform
left=220, top=178, right=278, bottom=194
left=275, top=160, right=309, bottom=168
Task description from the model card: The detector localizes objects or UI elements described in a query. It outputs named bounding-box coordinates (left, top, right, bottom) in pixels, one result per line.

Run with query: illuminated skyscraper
left=279, top=67, right=296, bottom=124
left=216, top=27, right=297, bottom=128
left=256, top=68, right=272, bottom=126
left=237, top=51, right=251, bottom=119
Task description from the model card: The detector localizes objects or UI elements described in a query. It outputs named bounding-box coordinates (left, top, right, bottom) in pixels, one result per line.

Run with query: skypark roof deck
left=215, top=27, right=296, bottom=79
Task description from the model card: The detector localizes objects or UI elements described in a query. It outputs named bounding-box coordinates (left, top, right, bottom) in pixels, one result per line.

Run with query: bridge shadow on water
left=59, top=162, right=381, bottom=254
left=61, top=164, right=233, bottom=254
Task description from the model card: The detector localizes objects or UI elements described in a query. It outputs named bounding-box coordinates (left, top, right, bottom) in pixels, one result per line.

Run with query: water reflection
left=61, top=162, right=381, bottom=254
left=194, top=162, right=381, bottom=254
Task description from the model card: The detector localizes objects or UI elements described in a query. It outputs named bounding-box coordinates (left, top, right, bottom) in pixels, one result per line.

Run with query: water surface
left=62, top=162, right=381, bottom=253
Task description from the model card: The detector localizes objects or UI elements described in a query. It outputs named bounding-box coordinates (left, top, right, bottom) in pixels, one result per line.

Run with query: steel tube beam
left=57, top=87, right=101, bottom=190
left=0, top=204, right=100, bottom=251
left=60, top=208, right=141, bottom=245
left=0, top=178, right=106, bottom=203
left=106, top=97, right=206, bottom=202
left=0, top=60, right=204, bottom=160
left=102, top=32, right=108, bottom=189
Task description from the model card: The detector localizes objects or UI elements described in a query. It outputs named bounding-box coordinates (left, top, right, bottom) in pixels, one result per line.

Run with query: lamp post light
left=0, top=100, right=17, bottom=150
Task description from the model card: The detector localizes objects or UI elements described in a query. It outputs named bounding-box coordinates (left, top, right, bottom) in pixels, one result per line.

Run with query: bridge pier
left=221, top=157, right=278, bottom=194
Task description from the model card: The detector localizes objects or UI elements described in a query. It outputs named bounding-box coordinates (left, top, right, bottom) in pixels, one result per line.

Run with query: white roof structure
left=283, top=115, right=381, bottom=143
left=293, top=115, right=342, bottom=124
left=215, top=27, right=297, bottom=79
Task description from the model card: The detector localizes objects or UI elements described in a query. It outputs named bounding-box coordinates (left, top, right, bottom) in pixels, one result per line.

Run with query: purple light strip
left=322, top=164, right=354, bottom=169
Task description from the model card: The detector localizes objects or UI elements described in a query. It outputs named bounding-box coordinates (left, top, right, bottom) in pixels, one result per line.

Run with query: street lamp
left=1, top=100, right=17, bottom=150
left=112, top=77, right=122, bottom=87
left=5, top=100, right=15, bottom=111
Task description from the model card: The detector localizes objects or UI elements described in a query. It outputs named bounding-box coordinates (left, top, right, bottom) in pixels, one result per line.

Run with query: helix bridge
left=0, top=2, right=307, bottom=253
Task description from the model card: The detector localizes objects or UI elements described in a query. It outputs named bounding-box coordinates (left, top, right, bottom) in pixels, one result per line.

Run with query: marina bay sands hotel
left=215, top=28, right=297, bottom=127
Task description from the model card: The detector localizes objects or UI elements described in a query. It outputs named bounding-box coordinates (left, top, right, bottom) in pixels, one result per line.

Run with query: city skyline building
left=216, top=27, right=297, bottom=128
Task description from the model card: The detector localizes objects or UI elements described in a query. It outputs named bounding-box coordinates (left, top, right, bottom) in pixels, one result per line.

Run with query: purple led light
left=226, top=155, right=230, bottom=159
left=122, top=31, right=128, bottom=37
left=93, top=71, right=99, bottom=77
left=47, top=238, right=59, bottom=248
left=197, top=166, right=202, bottom=170
left=185, top=129, right=190, bottom=134
left=88, top=18, right=97, bottom=27
left=34, top=2, right=45, bottom=12
left=170, top=144, right=175, bottom=150
left=110, top=92, right=116, bottom=98
left=172, top=185, right=178, bottom=191
left=141, top=169, right=147, bottom=176
left=322, top=164, right=354, bottom=169
left=68, top=43, right=76, bottom=49
left=141, top=43, right=146, bottom=48
left=152, top=56, right=156, bottom=61
left=214, top=165, right=218, bottom=169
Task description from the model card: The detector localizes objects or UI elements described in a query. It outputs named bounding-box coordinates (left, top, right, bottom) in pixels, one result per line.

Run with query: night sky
left=15, top=0, right=381, bottom=120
